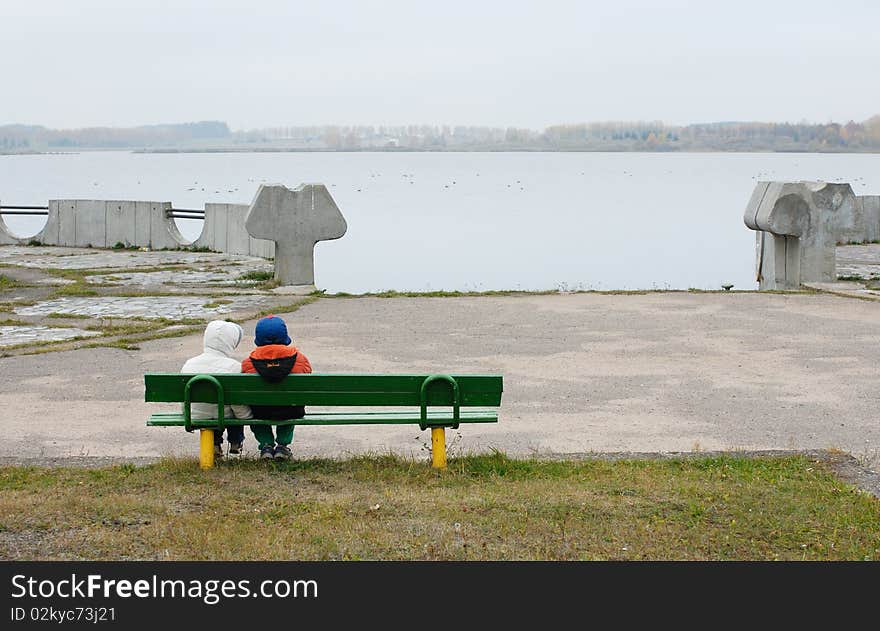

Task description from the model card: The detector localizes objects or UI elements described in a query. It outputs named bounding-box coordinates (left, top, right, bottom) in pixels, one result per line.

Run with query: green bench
left=144, top=373, right=504, bottom=469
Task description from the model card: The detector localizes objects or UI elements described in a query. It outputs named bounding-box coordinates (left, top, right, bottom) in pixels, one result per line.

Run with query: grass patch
left=79, top=324, right=205, bottom=351
left=0, top=454, right=876, bottom=561
left=0, top=300, right=37, bottom=309
left=0, top=274, right=23, bottom=291
left=237, top=270, right=274, bottom=282
left=202, top=299, right=233, bottom=309
left=45, top=312, right=91, bottom=319
left=0, top=334, right=98, bottom=354
left=235, top=270, right=280, bottom=290
left=88, top=264, right=192, bottom=276
left=0, top=318, right=30, bottom=326
left=83, top=322, right=160, bottom=336
left=256, top=296, right=319, bottom=318
left=40, top=269, right=99, bottom=298
left=51, top=283, right=99, bottom=297
left=110, top=290, right=185, bottom=298
left=41, top=267, right=88, bottom=281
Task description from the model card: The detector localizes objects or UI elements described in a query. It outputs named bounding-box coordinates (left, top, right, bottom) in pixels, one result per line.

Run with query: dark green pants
left=251, top=424, right=294, bottom=449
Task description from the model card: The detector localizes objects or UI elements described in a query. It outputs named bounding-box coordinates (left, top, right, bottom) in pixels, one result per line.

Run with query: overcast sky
left=1, top=0, right=878, bottom=130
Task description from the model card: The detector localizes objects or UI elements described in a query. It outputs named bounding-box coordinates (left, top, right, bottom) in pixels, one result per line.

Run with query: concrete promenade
left=1, top=292, right=878, bottom=467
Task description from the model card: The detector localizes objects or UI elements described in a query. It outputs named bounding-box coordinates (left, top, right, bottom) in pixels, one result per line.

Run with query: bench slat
left=147, top=410, right=498, bottom=427
left=144, top=373, right=503, bottom=407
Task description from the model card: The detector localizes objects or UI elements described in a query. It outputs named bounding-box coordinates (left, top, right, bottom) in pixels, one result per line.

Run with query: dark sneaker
left=214, top=444, right=224, bottom=460
left=228, top=442, right=243, bottom=458
left=273, top=445, right=292, bottom=461
left=259, top=446, right=275, bottom=460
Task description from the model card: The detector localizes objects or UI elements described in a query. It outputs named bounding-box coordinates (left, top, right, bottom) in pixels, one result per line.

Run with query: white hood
left=182, top=320, right=253, bottom=421
left=203, top=320, right=244, bottom=358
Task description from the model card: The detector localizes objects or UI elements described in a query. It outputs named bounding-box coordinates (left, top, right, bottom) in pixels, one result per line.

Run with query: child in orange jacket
left=242, top=315, right=312, bottom=461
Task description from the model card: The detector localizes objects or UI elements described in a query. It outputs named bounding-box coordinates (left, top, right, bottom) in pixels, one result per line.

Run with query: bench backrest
left=144, top=373, right=503, bottom=408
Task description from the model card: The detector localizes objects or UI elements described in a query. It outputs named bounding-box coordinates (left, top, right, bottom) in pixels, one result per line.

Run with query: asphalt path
left=1, top=293, right=878, bottom=467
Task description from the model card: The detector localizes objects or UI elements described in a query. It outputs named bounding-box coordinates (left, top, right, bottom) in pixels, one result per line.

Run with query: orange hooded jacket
left=241, top=344, right=312, bottom=419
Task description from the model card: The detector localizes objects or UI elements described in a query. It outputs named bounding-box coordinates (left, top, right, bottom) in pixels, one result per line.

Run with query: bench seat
left=144, top=372, right=503, bottom=468
left=148, top=409, right=499, bottom=427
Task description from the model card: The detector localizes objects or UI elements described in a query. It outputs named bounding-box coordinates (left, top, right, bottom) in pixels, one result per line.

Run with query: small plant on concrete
left=236, top=270, right=274, bottom=282
left=202, top=299, right=233, bottom=309
left=0, top=274, right=21, bottom=291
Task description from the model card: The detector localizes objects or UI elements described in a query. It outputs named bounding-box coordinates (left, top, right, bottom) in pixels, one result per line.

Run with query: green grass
left=82, top=321, right=161, bottom=336
left=0, top=453, right=876, bottom=560
left=255, top=296, right=319, bottom=318
left=236, top=270, right=274, bottom=282
left=50, top=282, right=99, bottom=297
left=38, top=269, right=99, bottom=297
left=0, top=318, right=30, bottom=326
left=202, top=299, right=233, bottom=309
left=0, top=274, right=23, bottom=291
left=79, top=324, right=205, bottom=351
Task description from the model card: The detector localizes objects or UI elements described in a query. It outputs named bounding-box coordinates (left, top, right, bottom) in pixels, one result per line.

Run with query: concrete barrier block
left=0, top=200, right=23, bottom=244
left=57, top=201, right=77, bottom=246
left=33, top=200, right=61, bottom=245
left=212, top=205, right=229, bottom=252
left=862, top=196, right=880, bottom=242
left=744, top=181, right=853, bottom=289
left=249, top=236, right=275, bottom=259
left=192, top=205, right=215, bottom=252
left=193, top=203, right=272, bottom=256
left=245, top=183, right=346, bottom=286
left=225, top=205, right=252, bottom=255
left=134, top=201, right=152, bottom=246
left=105, top=200, right=138, bottom=248
left=72, top=200, right=107, bottom=248
left=149, top=202, right=186, bottom=250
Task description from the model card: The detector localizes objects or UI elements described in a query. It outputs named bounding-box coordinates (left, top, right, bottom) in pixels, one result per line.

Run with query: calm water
left=2, top=151, right=879, bottom=293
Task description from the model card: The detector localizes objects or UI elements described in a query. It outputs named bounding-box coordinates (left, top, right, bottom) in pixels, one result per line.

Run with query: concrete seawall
left=837, top=194, right=880, bottom=244
left=857, top=195, right=880, bottom=242
left=193, top=203, right=274, bottom=258
left=0, top=203, right=20, bottom=245
left=35, top=200, right=184, bottom=250
left=0, top=198, right=274, bottom=257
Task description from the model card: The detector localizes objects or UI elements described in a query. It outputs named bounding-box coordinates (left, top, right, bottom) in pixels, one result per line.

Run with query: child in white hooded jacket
left=181, top=320, right=253, bottom=458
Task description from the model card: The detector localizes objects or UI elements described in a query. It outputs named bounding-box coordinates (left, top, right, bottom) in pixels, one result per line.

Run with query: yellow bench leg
left=199, top=429, right=215, bottom=469
left=431, top=427, right=447, bottom=469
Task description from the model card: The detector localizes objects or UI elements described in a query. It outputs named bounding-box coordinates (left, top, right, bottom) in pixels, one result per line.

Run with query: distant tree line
left=539, top=117, right=880, bottom=152
left=0, top=121, right=229, bottom=151
left=3, top=117, right=880, bottom=152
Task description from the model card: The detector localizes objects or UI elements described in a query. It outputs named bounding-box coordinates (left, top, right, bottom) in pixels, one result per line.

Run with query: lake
left=1, top=151, right=879, bottom=293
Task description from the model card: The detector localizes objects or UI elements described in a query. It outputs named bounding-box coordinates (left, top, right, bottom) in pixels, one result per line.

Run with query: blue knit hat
left=254, top=315, right=291, bottom=346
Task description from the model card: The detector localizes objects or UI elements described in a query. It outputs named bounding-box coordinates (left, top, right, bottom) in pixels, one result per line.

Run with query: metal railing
left=0, top=205, right=49, bottom=216
left=167, top=208, right=206, bottom=220
left=0, top=205, right=207, bottom=220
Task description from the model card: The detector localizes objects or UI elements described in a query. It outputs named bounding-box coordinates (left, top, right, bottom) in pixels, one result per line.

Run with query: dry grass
left=0, top=453, right=878, bottom=561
